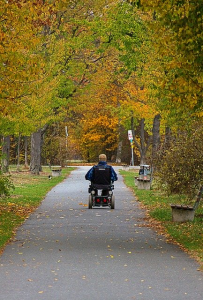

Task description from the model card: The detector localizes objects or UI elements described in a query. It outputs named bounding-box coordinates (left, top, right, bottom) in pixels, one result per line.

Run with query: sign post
left=65, top=126, right=68, bottom=165
left=128, top=130, right=134, bottom=166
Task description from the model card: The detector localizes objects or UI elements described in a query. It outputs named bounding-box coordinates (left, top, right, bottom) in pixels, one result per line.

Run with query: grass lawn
left=120, top=169, right=203, bottom=270
left=0, top=166, right=74, bottom=254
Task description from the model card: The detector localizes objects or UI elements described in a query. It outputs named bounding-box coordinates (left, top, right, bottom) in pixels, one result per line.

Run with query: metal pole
left=65, top=126, right=68, bottom=166
left=130, top=140, right=134, bottom=166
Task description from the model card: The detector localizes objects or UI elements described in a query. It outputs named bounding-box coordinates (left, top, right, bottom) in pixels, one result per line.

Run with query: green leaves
left=140, top=0, right=203, bottom=126
left=0, top=172, right=14, bottom=197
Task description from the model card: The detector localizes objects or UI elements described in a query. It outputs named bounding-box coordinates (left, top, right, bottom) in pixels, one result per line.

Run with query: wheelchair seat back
left=92, top=166, right=111, bottom=187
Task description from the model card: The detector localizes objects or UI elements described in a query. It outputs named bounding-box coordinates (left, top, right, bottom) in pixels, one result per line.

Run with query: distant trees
left=1, top=0, right=203, bottom=193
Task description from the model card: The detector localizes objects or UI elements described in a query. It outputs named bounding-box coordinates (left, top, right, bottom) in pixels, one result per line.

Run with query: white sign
left=128, top=130, right=133, bottom=140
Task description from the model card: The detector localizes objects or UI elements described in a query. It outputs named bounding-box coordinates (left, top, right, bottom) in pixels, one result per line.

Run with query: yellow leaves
left=140, top=0, right=203, bottom=125
left=71, top=54, right=121, bottom=157
left=0, top=1, right=50, bottom=125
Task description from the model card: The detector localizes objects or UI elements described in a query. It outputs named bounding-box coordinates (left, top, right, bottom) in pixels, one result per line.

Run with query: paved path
left=0, top=167, right=202, bottom=300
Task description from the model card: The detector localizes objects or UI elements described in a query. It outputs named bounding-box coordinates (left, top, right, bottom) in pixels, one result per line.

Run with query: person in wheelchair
left=85, top=154, right=118, bottom=196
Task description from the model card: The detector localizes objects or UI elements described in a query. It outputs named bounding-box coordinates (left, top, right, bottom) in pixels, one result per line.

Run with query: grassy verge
left=0, top=166, right=74, bottom=253
left=120, top=169, right=203, bottom=269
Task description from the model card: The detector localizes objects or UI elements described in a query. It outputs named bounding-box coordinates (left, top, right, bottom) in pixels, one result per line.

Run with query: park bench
left=135, top=177, right=151, bottom=190
left=122, top=164, right=130, bottom=171
left=135, top=164, right=151, bottom=190
left=170, top=186, right=203, bottom=222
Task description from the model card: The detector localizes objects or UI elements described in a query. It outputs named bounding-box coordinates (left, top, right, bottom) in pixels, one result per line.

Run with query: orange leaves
left=117, top=73, right=158, bottom=134
left=80, top=106, right=119, bottom=153
left=69, top=55, right=120, bottom=158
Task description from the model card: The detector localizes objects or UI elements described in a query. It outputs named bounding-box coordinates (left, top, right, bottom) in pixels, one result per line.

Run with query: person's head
left=99, top=154, right=107, bottom=162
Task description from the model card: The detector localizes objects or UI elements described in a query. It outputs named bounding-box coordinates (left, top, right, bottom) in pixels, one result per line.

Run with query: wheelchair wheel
left=111, top=195, right=115, bottom=209
left=88, top=195, right=93, bottom=209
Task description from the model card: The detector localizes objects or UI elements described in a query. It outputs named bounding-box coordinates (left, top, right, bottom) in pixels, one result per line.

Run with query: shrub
left=154, top=126, right=203, bottom=200
left=0, top=172, right=15, bottom=197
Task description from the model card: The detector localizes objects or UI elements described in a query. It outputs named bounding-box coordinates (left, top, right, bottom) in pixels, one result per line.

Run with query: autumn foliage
left=1, top=0, right=203, bottom=177
left=154, top=124, right=203, bottom=199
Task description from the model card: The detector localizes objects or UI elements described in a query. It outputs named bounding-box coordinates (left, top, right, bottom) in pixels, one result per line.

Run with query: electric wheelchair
left=88, top=165, right=115, bottom=209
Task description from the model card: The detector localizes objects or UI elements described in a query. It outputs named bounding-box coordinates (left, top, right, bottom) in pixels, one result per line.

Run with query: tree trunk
left=133, top=118, right=152, bottom=165
left=140, top=118, right=146, bottom=164
left=30, top=129, right=42, bottom=175
left=116, top=140, right=122, bottom=163
left=164, top=126, right=171, bottom=149
left=134, top=118, right=148, bottom=165
left=116, top=123, right=123, bottom=163
left=30, top=125, right=48, bottom=174
left=17, top=134, right=21, bottom=172
left=152, top=114, right=161, bottom=160
left=2, top=136, right=10, bottom=173
left=24, top=136, right=29, bottom=168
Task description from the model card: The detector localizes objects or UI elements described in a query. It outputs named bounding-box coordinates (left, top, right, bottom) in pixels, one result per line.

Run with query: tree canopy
left=1, top=0, right=203, bottom=172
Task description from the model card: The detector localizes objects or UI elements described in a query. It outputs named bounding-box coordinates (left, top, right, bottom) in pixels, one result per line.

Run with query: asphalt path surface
left=0, top=166, right=202, bottom=300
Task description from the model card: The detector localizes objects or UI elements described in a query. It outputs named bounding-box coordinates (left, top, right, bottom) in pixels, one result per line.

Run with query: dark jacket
left=85, top=161, right=118, bottom=182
